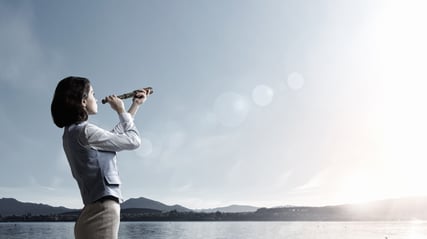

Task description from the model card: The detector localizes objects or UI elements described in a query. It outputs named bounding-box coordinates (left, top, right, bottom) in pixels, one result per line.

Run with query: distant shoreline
left=3, top=196, right=427, bottom=222
left=2, top=208, right=427, bottom=222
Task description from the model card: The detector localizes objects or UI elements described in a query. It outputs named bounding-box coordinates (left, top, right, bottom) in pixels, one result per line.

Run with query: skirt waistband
left=95, top=195, right=119, bottom=204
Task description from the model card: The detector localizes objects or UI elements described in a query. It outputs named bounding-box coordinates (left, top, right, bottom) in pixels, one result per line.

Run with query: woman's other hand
left=132, top=88, right=150, bottom=105
left=104, top=95, right=125, bottom=114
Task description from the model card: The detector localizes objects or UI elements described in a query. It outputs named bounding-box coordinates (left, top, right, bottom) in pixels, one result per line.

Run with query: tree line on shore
left=3, top=203, right=427, bottom=222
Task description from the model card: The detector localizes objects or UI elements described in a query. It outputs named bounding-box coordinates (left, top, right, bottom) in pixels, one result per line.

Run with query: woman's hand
left=104, top=95, right=125, bottom=114
left=128, top=88, right=150, bottom=117
left=132, top=88, right=150, bottom=105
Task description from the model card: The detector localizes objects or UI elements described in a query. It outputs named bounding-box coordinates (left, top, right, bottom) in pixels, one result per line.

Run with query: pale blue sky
left=1, top=0, right=426, bottom=209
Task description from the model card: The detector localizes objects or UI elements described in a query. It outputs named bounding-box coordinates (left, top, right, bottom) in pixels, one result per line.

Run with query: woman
left=51, top=76, right=149, bottom=239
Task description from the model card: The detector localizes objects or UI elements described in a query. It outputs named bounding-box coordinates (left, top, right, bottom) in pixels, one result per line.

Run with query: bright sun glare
left=356, top=0, right=427, bottom=202
left=380, top=0, right=427, bottom=198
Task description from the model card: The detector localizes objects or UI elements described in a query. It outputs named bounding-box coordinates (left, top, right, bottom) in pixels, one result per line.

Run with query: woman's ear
left=82, top=99, right=87, bottom=108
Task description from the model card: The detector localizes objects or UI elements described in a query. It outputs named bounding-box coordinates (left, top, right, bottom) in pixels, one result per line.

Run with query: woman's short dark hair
left=51, top=76, right=91, bottom=128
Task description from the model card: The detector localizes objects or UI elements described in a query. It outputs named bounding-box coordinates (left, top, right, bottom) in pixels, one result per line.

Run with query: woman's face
left=83, top=85, right=98, bottom=115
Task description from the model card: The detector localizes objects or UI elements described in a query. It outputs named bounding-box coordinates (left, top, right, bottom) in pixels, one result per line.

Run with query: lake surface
left=1, top=221, right=427, bottom=239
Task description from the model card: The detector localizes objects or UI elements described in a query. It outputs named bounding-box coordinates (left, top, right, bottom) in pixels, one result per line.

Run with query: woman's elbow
left=132, top=137, right=142, bottom=150
left=126, top=137, right=141, bottom=150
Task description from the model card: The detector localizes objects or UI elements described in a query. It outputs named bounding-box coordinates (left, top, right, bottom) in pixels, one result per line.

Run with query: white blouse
left=79, top=112, right=141, bottom=152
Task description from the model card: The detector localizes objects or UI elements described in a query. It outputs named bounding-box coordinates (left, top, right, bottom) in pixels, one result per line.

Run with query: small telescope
left=101, top=87, right=153, bottom=104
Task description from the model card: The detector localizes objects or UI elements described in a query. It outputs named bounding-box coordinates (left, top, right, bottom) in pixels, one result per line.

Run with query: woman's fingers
left=135, top=89, right=148, bottom=99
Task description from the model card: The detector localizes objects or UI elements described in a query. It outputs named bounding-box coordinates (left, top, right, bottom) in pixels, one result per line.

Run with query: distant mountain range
left=252, top=197, right=427, bottom=221
left=0, top=198, right=74, bottom=216
left=122, top=198, right=260, bottom=213
left=0, top=197, right=255, bottom=217
left=196, top=205, right=259, bottom=213
left=2, top=196, right=427, bottom=221
left=121, top=197, right=192, bottom=212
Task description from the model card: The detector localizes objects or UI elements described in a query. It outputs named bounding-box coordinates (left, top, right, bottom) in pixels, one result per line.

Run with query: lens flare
left=252, top=85, right=274, bottom=107
left=287, top=72, right=305, bottom=90
left=213, top=92, right=250, bottom=127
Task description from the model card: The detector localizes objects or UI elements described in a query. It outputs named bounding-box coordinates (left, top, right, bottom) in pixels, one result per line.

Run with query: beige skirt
left=75, top=198, right=120, bottom=239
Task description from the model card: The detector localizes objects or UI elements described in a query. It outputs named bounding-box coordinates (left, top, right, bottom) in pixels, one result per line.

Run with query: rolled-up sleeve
left=81, top=112, right=141, bottom=152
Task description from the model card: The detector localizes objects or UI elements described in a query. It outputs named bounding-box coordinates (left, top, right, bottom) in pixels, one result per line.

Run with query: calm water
left=1, top=221, right=427, bottom=239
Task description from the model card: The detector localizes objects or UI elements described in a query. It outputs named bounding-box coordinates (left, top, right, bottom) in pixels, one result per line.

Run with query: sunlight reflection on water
left=2, top=221, right=427, bottom=239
